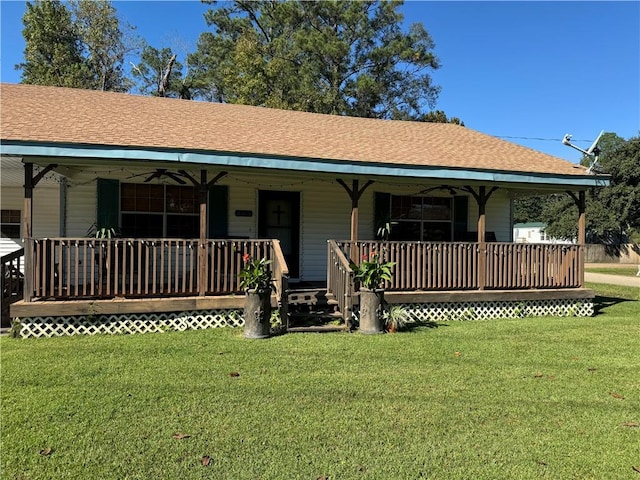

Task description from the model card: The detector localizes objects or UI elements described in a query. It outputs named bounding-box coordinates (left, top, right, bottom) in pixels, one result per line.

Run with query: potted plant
left=350, top=251, right=395, bottom=334
left=239, top=254, right=274, bottom=339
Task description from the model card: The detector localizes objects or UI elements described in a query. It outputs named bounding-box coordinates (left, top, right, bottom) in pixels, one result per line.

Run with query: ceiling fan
left=143, top=168, right=186, bottom=185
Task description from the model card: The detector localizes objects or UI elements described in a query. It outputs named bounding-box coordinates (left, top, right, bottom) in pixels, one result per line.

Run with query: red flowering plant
left=239, top=253, right=275, bottom=292
left=350, top=251, right=395, bottom=290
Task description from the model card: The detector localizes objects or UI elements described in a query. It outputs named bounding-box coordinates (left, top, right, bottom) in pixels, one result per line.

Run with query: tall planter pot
left=243, top=289, right=272, bottom=339
left=359, top=288, right=385, bottom=334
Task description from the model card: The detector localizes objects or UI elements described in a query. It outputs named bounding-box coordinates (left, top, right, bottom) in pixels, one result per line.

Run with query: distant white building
left=513, top=222, right=575, bottom=244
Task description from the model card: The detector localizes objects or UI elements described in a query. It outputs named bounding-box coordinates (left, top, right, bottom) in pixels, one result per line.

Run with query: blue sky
left=1, top=1, right=638, bottom=162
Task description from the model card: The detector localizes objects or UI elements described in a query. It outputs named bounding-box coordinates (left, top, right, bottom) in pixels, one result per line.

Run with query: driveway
left=584, top=266, right=640, bottom=288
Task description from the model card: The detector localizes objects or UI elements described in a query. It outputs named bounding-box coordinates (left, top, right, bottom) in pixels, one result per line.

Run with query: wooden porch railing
left=485, top=243, right=582, bottom=289
left=270, top=240, right=290, bottom=328
left=339, top=241, right=479, bottom=290
left=2, top=248, right=25, bottom=325
left=25, top=238, right=290, bottom=301
left=327, top=240, right=354, bottom=324
left=338, top=241, right=583, bottom=290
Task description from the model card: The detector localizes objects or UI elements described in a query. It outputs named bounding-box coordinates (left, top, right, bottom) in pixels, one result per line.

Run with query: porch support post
left=179, top=169, right=228, bottom=296
left=22, top=163, right=58, bottom=302
left=463, top=185, right=498, bottom=290
left=23, top=163, right=34, bottom=301
left=477, top=186, right=487, bottom=290
left=336, top=179, right=374, bottom=259
left=567, top=190, right=586, bottom=287
left=198, top=170, right=208, bottom=296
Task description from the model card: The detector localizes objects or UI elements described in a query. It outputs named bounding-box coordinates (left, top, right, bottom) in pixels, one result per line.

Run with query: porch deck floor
left=10, top=294, right=247, bottom=318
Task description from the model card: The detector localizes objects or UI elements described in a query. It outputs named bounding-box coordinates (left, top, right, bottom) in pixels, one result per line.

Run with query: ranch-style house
left=0, top=83, right=607, bottom=337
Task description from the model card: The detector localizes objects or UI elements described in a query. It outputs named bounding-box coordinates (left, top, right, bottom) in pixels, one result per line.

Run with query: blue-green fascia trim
left=0, top=140, right=609, bottom=188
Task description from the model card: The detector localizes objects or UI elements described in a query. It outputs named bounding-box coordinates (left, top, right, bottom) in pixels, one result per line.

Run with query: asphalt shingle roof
left=1, top=83, right=589, bottom=177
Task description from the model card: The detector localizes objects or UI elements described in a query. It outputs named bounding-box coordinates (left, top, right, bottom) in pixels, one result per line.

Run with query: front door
left=258, top=191, right=300, bottom=278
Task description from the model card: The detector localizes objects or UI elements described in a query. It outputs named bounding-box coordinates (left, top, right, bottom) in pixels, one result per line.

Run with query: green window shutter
left=208, top=185, right=229, bottom=238
left=97, top=178, right=119, bottom=229
left=374, top=192, right=391, bottom=238
left=453, top=195, right=468, bottom=241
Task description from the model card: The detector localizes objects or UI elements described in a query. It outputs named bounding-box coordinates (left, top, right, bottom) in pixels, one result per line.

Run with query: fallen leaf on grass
left=537, top=460, right=547, bottom=466
left=172, top=433, right=191, bottom=440
left=622, top=422, right=639, bottom=428
left=454, top=351, right=462, bottom=357
left=39, top=448, right=52, bottom=456
left=587, top=368, right=597, bottom=372
left=610, top=392, right=625, bottom=399
left=534, top=372, right=544, bottom=378
left=201, top=455, right=211, bottom=466
left=229, top=371, right=240, bottom=377
left=633, top=465, right=640, bottom=474
left=317, top=476, right=328, bottom=480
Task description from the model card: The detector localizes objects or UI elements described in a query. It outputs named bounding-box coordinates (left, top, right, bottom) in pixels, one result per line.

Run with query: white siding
left=300, top=181, right=352, bottom=281
left=65, top=174, right=97, bottom=237
left=467, top=190, right=512, bottom=241
left=1, top=185, right=60, bottom=257
left=225, top=178, right=258, bottom=238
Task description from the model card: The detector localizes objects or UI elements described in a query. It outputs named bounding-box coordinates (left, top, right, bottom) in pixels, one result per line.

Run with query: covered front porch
left=5, top=162, right=596, bottom=336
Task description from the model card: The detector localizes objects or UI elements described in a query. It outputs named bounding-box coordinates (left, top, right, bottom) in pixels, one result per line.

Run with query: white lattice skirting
left=373, top=298, right=594, bottom=323
left=16, top=309, right=245, bottom=338
left=16, top=298, right=593, bottom=338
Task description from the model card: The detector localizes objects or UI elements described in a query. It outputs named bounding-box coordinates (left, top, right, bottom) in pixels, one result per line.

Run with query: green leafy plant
left=239, top=254, right=274, bottom=292
left=9, top=320, right=22, bottom=338
left=86, top=223, right=119, bottom=239
left=350, top=251, right=395, bottom=290
left=383, top=304, right=410, bottom=332
left=377, top=221, right=392, bottom=241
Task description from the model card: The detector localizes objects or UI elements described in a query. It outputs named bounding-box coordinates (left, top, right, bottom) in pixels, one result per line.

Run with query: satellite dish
left=562, top=130, right=604, bottom=174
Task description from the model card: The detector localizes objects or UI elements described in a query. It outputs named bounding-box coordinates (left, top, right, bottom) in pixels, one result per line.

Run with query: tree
left=18, top=0, right=91, bottom=88
left=70, top=0, right=133, bottom=92
left=131, top=45, right=188, bottom=98
left=18, top=0, right=136, bottom=92
left=513, top=195, right=551, bottom=224
left=188, top=0, right=441, bottom=119
left=540, top=133, right=640, bottom=244
left=420, top=109, right=465, bottom=126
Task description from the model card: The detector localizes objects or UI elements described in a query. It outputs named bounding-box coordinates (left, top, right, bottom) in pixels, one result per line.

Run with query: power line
left=495, top=135, right=594, bottom=143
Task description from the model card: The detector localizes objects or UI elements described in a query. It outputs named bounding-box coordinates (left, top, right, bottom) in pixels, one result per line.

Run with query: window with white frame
left=389, top=196, right=453, bottom=241
left=120, top=184, right=199, bottom=238
left=1, top=210, right=21, bottom=239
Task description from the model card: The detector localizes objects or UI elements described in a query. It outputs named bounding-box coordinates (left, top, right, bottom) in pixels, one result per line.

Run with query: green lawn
left=585, top=265, right=639, bottom=277
left=2, top=284, right=639, bottom=479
